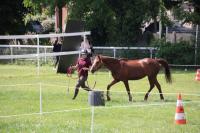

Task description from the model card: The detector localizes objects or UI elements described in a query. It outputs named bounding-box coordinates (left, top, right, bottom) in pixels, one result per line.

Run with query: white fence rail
left=2, top=45, right=200, bottom=68
left=0, top=45, right=157, bottom=59
left=0, top=32, right=91, bottom=39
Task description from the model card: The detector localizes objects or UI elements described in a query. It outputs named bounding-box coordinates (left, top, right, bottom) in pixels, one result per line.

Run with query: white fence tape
left=0, top=101, right=199, bottom=118
left=1, top=83, right=200, bottom=97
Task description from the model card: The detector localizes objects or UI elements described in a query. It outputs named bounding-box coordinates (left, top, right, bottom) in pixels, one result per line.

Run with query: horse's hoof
left=107, top=97, right=111, bottom=101
left=161, top=99, right=165, bottom=102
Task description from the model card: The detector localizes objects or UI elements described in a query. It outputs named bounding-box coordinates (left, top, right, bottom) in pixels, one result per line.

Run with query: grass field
left=0, top=64, right=200, bottom=133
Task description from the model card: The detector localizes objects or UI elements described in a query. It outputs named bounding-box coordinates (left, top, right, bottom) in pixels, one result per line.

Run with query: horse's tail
left=156, top=59, right=172, bottom=83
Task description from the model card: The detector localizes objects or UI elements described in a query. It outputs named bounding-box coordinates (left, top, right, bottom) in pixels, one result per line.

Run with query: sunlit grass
left=0, top=64, right=200, bottom=133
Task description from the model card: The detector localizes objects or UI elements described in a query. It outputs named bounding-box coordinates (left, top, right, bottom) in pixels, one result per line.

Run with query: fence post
left=90, top=106, right=94, bottom=133
left=37, top=36, right=40, bottom=76
left=10, top=46, right=13, bottom=63
left=113, top=48, right=116, bottom=58
left=39, top=83, right=42, bottom=115
left=150, top=48, right=153, bottom=58
left=44, top=47, right=47, bottom=64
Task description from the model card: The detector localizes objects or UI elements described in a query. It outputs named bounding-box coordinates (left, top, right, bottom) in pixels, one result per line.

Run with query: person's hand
left=70, top=65, right=76, bottom=70
left=82, top=67, right=89, bottom=70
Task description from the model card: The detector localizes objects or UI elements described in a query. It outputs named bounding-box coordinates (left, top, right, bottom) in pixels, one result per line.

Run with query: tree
left=22, top=0, right=172, bottom=45
left=0, top=0, right=29, bottom=35
left=69, top=0, right=163, bottom=45
left=169, top=0, right=200, bottom=25
left=190, top=0, right=200, bottom=24
left=67, top=0, right=115, bottom=45
left=23, top=0, right=67, bottom=32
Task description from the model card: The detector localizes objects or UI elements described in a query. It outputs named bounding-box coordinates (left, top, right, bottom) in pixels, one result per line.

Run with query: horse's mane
left=100, top=56, right=128, bottom=61
left=100, top=55, right=120, bottom=64
left=99, top=55, right=142, bottom=63
left=119, top=58, right=129, bottom=61
left=100, top=55, right=117, bottom=60
left=99, top=55, right=121, bottom=72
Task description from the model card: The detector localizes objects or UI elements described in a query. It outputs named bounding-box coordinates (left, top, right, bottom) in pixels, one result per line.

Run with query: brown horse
left=90, top=55, right=172, bottom=101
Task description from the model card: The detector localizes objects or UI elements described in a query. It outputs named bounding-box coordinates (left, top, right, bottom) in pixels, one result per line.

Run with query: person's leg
left=80, top=76, right=92, bottom=91
left=55, top=56, right=59, bottom=68
left=72, top=76, right=92, bottom=99
left=72, top=78, right=81, bottom=100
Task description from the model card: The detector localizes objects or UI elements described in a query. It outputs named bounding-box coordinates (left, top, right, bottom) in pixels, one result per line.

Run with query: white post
left=10, top=46, right=13, bottom=63
left=113, top=48, right=116, bottom=58
left=14, top=39, right=17, bottom=45
left=150, top=49, right=153, bottom=58
left=90, top=106, right=94, bottom=133
left=195, top=25, right=199, bottom=65
left=44, top=47, right=47, bottom=63
left=37, top=36, right=40, bottom=76
left=83, top=34, right=86, bottom=43
left=39, top=83, right=42, bottom=115
left=67, top=78, right=70, bottom=94
left=159, top=20, right=162, bottom=39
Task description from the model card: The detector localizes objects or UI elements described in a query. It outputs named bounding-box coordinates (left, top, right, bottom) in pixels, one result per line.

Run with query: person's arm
left=82, top=59, right=92, bottom=71
left=80, top=41, right=84, bottom=49
left=71, top=64, right=78, bottom=70
left=82, top=67, right=89, bottom=70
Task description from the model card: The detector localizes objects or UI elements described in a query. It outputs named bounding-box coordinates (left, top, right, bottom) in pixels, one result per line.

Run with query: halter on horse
left=90, top=55, right=172, bottom=101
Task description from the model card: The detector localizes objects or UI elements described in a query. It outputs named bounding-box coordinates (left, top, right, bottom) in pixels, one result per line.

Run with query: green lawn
left=0, top=64, right=200, bottom=133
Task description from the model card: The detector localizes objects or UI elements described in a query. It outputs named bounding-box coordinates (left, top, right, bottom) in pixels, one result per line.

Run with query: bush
left=41, top=19, right=54, bottom=34
left=152, top=39, right=198, bottom=65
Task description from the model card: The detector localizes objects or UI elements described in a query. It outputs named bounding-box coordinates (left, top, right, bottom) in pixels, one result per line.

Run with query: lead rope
left=66, top=50, right=81, bottom=95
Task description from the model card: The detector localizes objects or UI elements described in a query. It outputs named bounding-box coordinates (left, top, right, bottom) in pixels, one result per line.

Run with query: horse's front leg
left=107, top=79, right=119, bottom=101
left=123, top=80, right=132, bottom=102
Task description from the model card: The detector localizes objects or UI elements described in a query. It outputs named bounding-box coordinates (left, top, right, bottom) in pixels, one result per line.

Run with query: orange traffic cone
left=175, top=93, right=186, bottom=125
left=195, top=69, right=200, bottom=81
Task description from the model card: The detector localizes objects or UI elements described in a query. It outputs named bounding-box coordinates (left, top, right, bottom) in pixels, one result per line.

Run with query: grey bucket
left=88, top=91, right=105, bottom=106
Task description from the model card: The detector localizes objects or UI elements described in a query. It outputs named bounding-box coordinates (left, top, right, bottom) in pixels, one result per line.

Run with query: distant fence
left=1, top=45, right=200, bottom=68
left=0, top=45, right=157, bottom=59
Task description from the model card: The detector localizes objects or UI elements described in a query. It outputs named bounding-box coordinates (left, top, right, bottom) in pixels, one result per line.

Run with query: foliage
left=23, top=0, right=169, bottom=45
left=23, top=0, right=67, bottom=15
left=21, top=0, right=199, bottom=46
left=67, top=0, right=165, bottom=45
left=67, top=0, right=115, bottom=45
left=24, top=13, right=46, bottom=24
left=162, top=0, right=182, bottom=9
left=0, top=0, right=29, bottom=35
left=41, top=19, right=54, bottom=33
left=23, top=0, right=67, bottom=34
left=172, top=0, right=200, bottom=24
left=152, top=39, right=198, bottom=64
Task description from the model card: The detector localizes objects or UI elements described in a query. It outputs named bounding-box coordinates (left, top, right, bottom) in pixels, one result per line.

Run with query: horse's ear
left=97, top=55, right=101, bottom=60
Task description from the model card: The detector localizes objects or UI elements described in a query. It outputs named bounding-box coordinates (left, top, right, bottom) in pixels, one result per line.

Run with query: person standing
left=70, top=50, right=92, bottom=100
left=80, top=36, right=94, bottom=58
left=52, top=37, right=62, bottom=68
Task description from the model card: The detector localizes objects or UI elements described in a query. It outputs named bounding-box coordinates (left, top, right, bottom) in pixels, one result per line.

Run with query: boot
left=82, top=86, right=92, bottom=91
left=72, top=89, right=79, bottom=100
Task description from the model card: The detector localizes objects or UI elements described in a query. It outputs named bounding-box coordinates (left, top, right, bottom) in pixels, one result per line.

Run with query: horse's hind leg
left=123, top=80, right=132, bottom=102
left=144, top=77, right=155, bottom=101
left=154, top=78, right=164, bottom=100
left=107, top=79, right=119, bottom=101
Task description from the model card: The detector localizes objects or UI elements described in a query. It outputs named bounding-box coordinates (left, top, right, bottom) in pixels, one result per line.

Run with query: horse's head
left=90, top=55, right=103, bottom=73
